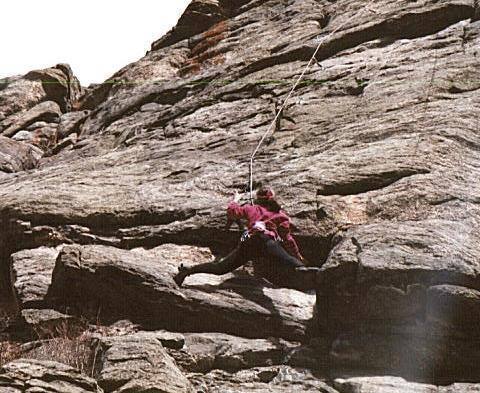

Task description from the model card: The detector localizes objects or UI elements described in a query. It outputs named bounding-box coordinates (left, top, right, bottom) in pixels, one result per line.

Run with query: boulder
left=11, top=130, right=33, bottom=142
left=47, top=244, right=315, bottom=342
left=427, top=284, right=480, bottom=338
left=0, top=76, right=46, bottom=120
left=151, top=0, right=227, bottom=51
left=24, top=63, right=83, bottom=112
left=94, top=332, right=192, bottom=393
left=316, top=220, right=480, bottom=378
left=25, top=121, right=53, bottom=131
left=0, top=136, right=41, bottom=173
left=0, top=359, right=102, bottom=392
left=50, top=133, right=78, bottom=155
left=169, top=332, right=297, bottom=372
left=1, top=101, right=61, bottom=138
left=10, top=247, right=60, bottom=309
left=12, top=126, right=57, bottom=151
left=57, top=111, right=90, bottom=139
left=0, top=64, right=81, bottom=128
left=13, top=308, right=76, bottom=339
left=333, top=377, right=480, bottom=393
left=333, top=377, right=438, bottom=393
left=189, top=366, right=339, bottom=393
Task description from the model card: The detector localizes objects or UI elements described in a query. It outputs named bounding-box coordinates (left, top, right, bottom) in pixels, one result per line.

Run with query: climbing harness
left=248, top=0, right=377, bottom=203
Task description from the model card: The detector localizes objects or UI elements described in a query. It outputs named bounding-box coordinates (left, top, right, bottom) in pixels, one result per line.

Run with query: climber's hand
left=233, top=190, right=241, bottom=203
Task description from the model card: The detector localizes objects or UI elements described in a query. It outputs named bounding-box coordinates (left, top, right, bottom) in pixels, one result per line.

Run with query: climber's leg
left=259, top=234, right=319, bottom=290
left=262, top=235, right=304, bottom=269
left=174, top=241, right=251, bottom=286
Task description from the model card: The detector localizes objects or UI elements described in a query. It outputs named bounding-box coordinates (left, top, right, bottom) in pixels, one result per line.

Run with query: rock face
left=47, top=244, right=315, bottom=341
left=1, top=0, right=480, bottom=391
left=0, top=359, right=102, bottom=392
left=10, top=247, right=60, bottom=309
left=94, top=332, right=193, bottom=393
left=0, top=136, right=41, bottom=173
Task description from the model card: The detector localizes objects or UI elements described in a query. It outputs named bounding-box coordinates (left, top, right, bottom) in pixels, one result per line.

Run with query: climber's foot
left=173, top=264, right=189, bottom=287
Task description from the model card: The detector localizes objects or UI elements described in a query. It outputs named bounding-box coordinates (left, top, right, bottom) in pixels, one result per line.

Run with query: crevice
left=316, top=169, right=430, bottom=196
left=0, top=222, right=17, bottom=313
left=0, top=207, right=199, bottom=239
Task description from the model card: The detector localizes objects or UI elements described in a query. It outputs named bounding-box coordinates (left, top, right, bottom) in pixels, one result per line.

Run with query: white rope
left=248, top=1, right=376, bottom=203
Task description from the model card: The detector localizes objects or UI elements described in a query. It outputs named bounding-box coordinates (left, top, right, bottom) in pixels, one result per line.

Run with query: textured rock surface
left=0, top=359, right=102, bottom=392
left=189, top=366, right=339, bottom=393
left=169, top=332, right=297, bottom=372
left=48, top=244, right=315, bottom=341
left=0, top=136, right=41, bottom=173
left=10, top=247, right=60, bottom=309
left=333, top=377, right=480, bottom=393
left=1, top=0, right=480, bottom=391
left=1, top=101, right=61, bottom=138
left=94, top=332, right=192, bottom=393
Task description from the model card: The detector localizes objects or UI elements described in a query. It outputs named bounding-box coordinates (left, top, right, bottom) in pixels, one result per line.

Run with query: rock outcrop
left=94, top=332, right=193, bottom=393
left=1, top=0, right=480, bottom=391
left=0, top=136, right=41, bottom=173
left=47, top=244, right=315, bottom=341
left=0, top=359, right=102, bottom=392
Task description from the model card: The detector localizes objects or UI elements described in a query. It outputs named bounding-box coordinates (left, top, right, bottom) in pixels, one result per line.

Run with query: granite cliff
left=1, top=0, right=480, bottom=391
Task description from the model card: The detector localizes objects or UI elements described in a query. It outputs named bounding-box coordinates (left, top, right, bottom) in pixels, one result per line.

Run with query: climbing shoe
left=173, top=264, right=189, bottom=287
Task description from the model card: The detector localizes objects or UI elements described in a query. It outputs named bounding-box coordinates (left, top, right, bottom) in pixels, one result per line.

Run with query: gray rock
left=10, top=247, right=60, bottom=309
left=169, top=332, right=297, bottom=372
left=153, top=330, right=186, bottom=350
left=24, top=63, right=83, bottom=112
left=334, top=377, right=480, bottom=393
left=0, top=136, right=41, bottom=173
left=334, top=376, right=437, bottom=393
left=94, top=332, right=192, bottom=393
left=427, top=284, right=480, bottom=338
left=50, top=133, right=78, bottom=155
left=1, top=101, right=61, bottom=138
left=0, top=0, right=479, bottom=387
left=25, top=121, right=50, bottom=131
left=440, top=384, right=480, bottom=392
left=190, top=366, right=339, bottom=393
left=57, top=111, right=90, bottom=139
left=48, top=244, right=315, bottom=342
left=0, top=77, right=46, bottom=121
left=11, top=130, right=33, bottom=142
left=0, top=359, right=102, bottom=392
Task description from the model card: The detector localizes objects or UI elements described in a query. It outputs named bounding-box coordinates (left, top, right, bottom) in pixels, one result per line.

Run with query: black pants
left=185, top=232, right=304, bottom=277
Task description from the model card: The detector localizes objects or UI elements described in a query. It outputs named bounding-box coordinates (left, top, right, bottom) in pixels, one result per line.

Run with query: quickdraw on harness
left=240, top=219, right=282, bottom=243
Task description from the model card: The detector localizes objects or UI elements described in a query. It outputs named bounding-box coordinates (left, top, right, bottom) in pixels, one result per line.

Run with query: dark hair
left=255, top=198, right=282, bottom=213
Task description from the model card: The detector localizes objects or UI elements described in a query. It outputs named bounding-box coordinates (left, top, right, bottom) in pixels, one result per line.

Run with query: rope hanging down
left=248, top=1, right=375, bottom=203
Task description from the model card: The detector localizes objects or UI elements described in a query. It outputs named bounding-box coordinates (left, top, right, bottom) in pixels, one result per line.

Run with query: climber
left=173, top=186, right=318, bottom=288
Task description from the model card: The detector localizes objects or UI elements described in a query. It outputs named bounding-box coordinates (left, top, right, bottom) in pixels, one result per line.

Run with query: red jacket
left=227, top=201, right=303, bottom=261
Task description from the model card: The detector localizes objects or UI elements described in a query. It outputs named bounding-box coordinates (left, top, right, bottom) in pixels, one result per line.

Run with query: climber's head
left=255, top=186, right=281, bottom=212
left=256, top=186, right=275, bottom=201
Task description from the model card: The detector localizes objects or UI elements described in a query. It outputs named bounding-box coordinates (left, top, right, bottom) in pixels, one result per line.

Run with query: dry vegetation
left=0, top=310, right=96, bottom=375
left=21, top=333, right=96, bottom=376
left=1, top=308, right=140, bottom=377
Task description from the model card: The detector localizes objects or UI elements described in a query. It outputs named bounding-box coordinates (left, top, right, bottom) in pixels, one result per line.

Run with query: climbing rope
left=248, top=0, right=377, bottom=203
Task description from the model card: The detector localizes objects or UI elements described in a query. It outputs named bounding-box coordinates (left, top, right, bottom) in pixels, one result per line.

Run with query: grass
left=0, top=308, right=140, bottom=377
left=0, top=310, right=96, bottom=375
